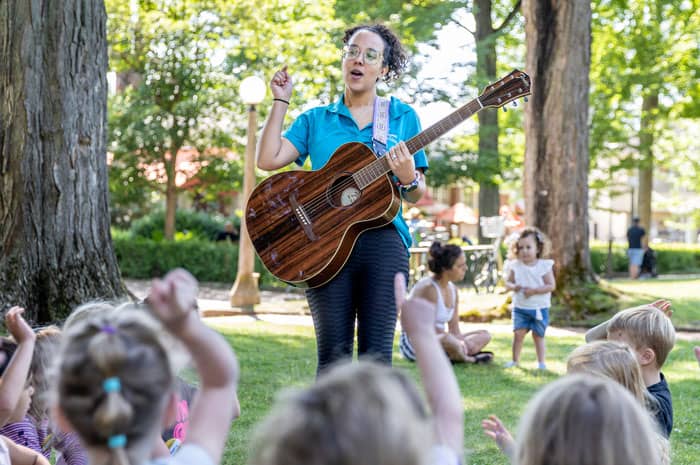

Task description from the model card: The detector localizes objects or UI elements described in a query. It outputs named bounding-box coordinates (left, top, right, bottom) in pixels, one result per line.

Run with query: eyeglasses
left=342, top=45, right=383, bottom=65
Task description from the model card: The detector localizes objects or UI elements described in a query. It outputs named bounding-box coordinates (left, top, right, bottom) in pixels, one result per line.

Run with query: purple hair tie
left=101, top=324, right=117, bottom=334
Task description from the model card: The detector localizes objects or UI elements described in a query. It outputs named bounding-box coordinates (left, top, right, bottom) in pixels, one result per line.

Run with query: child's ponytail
left=57, top=308, right=174, bottom=465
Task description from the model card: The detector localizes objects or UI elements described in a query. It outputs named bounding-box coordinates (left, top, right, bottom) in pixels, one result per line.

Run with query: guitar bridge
left=289, top=193, right=318, bottom=242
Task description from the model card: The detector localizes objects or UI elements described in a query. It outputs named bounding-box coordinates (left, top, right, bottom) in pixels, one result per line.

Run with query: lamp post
left=230, top=76, right=266, bottom=309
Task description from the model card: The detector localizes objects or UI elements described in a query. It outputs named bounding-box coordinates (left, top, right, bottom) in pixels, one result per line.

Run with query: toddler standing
left=504, top=227, right=555, bottom=369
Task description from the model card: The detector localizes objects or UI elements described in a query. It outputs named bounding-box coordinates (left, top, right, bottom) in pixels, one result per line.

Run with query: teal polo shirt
left=283, top=95, right=428, bottom=251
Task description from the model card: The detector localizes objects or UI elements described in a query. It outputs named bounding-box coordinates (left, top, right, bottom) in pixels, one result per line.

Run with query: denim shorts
left=512, top=307, right=549, bottom=337
left=627, top=248, right=644, bottom=266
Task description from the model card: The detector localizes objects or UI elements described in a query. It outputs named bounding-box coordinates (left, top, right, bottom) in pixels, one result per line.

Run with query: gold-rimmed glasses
left=342, top=44, right=383, bottom=65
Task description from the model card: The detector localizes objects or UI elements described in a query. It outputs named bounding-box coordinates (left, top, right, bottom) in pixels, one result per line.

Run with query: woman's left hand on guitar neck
left=387, top=141, right=425, bottom=203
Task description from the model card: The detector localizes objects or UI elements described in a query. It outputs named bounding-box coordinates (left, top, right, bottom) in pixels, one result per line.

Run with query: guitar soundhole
left=328, top=175, right=361, bottom=208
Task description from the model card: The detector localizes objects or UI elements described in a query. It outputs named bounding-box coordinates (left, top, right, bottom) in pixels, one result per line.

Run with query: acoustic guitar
left=246, top=69, right=531, bottom=288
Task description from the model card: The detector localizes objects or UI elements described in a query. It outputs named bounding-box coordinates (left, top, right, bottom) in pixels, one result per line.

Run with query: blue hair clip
left=103, top=377, right=121, bottom=393
left=107, top=434, right=127, bottom=449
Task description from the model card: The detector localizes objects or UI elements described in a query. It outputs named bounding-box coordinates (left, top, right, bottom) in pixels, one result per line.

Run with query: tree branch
left=494, top=0, right=522, bottom=34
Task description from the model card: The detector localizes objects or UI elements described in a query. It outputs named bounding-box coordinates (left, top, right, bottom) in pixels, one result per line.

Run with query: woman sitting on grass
left=400, top=242, right=493, bottom=364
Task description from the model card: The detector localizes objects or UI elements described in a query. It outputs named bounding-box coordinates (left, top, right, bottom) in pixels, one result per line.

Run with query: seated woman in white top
left=400, top=242, right=493, bottom=363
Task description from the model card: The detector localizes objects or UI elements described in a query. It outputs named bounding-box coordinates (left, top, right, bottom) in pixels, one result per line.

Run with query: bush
left=112, top=231, right=284, bottom=288
left=590, top=242, right=700, bottom=275
left=128, top=209, right=232, bottom=241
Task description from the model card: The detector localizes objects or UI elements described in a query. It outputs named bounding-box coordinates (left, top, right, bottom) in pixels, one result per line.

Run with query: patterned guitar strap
left=372, top=96, right=390, bottom=157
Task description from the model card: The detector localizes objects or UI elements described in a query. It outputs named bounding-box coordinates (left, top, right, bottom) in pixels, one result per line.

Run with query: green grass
left=210, top=320, right=700, bottom=465
left=606, top=277, right=700, bottom=329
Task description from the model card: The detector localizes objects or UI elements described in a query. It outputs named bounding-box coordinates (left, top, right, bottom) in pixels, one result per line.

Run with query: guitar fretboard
left=352, top=98, right=483, bottom=189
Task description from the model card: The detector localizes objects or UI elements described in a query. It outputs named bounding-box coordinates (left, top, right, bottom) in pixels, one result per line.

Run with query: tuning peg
left=524, top=96, right=529, bottom=102
left=503, top=107, right=508, bottom=112
left=512, top=101, right=518, bottom=107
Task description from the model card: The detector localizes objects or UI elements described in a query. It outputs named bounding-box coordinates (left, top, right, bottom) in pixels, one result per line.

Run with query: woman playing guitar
left=257, top=23, right=428, bottom=374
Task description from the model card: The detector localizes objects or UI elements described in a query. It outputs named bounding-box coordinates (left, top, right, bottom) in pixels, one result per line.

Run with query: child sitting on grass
left=585, top=300, right=676, bottom=437
left=248, top=273, right=464, bottom=465
left=53, top=268, right=239, bottom=465
left=482, top=340, right=670, bottom=465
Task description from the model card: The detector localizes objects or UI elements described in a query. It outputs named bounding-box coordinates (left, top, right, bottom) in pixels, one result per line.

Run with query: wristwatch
left=398, top=170, right=420, bottom=194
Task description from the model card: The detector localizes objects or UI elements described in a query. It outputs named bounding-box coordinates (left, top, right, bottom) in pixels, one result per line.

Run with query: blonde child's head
left=606, top=305, right=676, bottom=369
left=508, top=226, right=550, bottom=260
left=56, top=303, right=175, bottom=463
left=566, top=340, right=647, bottom=403
left=515, top=374, right=662, bottom=465
left=29, top=326, right=62, bottom=420
left=248, top=360, right=431, bottom=465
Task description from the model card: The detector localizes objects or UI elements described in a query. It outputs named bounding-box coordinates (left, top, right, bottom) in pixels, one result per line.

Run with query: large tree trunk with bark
left=523, top=0, right=600, bottom=319
left=0, top=0, right=126, bottom=323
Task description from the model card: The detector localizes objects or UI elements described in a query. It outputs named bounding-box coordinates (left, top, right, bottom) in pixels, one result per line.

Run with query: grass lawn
left=209, top=319, right=700, bottom=465
left=606, top=276, right=700, bottom=329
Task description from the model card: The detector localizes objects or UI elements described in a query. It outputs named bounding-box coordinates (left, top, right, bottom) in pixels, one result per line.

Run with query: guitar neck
left=353, top=98, right=483, bottom=189
left=405, top=98, right=483, bottom=154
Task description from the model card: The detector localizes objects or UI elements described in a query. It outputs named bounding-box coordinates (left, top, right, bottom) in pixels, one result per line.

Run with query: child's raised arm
left=147, top=269, right=239, bottom=464
left=585, top=299, right=673, bottom=343
left=394, top=273, right=463, bottom=456
left=0, top=307, right=36, bottom=426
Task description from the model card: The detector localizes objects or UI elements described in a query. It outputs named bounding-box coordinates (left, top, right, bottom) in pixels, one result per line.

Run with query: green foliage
left=590, top=242, right=700, bottom=275
left=112, top=231, right=281, bottom=287
left=589, top=0, right=700, bottom=175
left=128, top=209, right=229, bottom=241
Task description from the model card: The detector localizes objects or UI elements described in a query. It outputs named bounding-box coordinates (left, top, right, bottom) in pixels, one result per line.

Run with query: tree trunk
left=637, top=93, right=658, bottom=242
left=0, top=0, right=125, bottom=323
left=164, top=159, right=178, bottom=241
left=475, top=0, right=500, bottom=243
left=524, top=0, right=597, bottom=318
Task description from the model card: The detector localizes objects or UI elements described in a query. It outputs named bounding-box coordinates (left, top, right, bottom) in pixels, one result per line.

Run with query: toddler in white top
left=504, top=227, right=556, bottom=370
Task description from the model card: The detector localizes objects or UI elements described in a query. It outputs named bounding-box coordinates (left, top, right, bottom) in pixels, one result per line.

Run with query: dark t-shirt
left=647, top=372, right=673, bottom=438
left=627, top=225, right=645, bottom=249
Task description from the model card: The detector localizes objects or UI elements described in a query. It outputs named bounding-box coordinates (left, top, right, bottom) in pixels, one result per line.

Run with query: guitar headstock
left=478, top=70, right=531, bottom=108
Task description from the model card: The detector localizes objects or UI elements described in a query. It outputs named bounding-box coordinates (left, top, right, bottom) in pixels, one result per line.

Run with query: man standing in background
left=626, top=216, right=645, bottom=279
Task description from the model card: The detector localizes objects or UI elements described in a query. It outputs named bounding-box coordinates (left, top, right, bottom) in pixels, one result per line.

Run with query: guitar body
left=245, top=142, right=400, bottom=288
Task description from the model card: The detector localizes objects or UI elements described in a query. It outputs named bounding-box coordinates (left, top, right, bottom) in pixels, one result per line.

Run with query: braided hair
left=57, top=306, right=174, bottom=465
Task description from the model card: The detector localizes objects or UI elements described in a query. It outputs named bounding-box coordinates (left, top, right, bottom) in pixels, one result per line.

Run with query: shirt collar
left=327, top=94, right=411, bottom=121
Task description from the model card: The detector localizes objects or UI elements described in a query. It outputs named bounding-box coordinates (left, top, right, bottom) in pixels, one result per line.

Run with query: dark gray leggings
left=305, top=225, right=409, bottom=374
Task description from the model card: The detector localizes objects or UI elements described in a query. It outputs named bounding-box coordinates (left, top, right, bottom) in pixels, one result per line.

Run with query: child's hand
left=523, top=287, right=537, bottom=297
left=147, top=269, right=199, bottom=332
left=394, top=273, right=435, bottom=337
left=5, top=307, right=35, bottom=344
left=650, top=299, right=672, bottom=318
left=481, top=414, right=515, bottom=456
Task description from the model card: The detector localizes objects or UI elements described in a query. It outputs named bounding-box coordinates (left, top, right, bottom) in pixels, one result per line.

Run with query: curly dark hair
left=427, top=242, right=463, bottom=276
left=343, top=24, right=408, bottom=83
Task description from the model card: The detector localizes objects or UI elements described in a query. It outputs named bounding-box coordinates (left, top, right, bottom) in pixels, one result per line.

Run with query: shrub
left=590, top=242, right=700, bottom=275
left=128, top=209, right=233, bottom=241
left=112, top=231, right=284, bottom=288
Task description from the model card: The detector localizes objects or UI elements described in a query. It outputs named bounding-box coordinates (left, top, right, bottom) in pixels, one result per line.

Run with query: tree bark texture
left=475, top=0, right=501, bottom=242
left=523, top=0, right=592, bottom=281
left=0, top=0, right=126, bottom=323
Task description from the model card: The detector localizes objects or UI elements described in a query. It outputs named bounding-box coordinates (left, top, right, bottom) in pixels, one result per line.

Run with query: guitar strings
left=298, top=98, right=493, bottom=217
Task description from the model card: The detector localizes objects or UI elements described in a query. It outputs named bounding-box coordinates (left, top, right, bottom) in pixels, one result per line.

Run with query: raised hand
left=5, top=307, right=35, bottom=344
left=394, top=273, right=435, bottom=337
left=147, top=268, right=199, bottom=332
left=481, top=414, right=515, bottom=457
left=270, top=65, right=293, bottom=101
left=650, top=299, right=672, bottom=318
